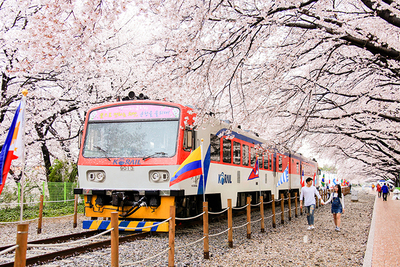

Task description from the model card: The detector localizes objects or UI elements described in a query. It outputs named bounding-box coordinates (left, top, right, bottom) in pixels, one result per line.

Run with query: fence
left=0, top=182, right=82, bottom=223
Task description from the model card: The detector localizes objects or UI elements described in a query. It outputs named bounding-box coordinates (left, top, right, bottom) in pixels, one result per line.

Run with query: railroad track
left=0, top=230, right=149, bottom=267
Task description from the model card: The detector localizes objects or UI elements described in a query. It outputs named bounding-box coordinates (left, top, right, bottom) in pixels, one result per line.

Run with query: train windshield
left=82, top=104, right=180, bottom=159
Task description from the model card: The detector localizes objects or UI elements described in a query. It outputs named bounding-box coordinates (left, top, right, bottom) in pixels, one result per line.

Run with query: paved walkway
left=363, top=190, right=400, bottom=267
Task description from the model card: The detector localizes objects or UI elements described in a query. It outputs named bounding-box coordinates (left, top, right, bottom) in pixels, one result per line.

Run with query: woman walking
left=324, top=184, right=345, bottom=231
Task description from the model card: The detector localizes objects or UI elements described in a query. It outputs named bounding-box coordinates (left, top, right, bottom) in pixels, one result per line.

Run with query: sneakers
left=335, top=227, right=340, bottom=232
left=307, top=226, right=315, bottom=230
left=311, top=225, right=315, bottom=230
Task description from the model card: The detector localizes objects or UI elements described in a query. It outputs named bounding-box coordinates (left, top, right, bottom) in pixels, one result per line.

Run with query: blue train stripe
left=119, top=221, right=130, bottom=231
left=136, top=221, right=146, bottom=232
left=99, top=221, right=110, bottom=230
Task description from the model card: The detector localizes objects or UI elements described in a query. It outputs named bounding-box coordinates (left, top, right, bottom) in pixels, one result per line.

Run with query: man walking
left=381, top=183, right=390, bottom=201
left=300, top=177, right=324, bottom=230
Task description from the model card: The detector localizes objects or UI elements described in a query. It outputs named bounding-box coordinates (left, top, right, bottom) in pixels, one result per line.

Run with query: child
left=324, top=184, right=345, bottom=231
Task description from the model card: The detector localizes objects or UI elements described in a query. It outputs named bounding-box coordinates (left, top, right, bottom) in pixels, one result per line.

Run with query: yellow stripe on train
left=82, top=220, right=169, bottom=232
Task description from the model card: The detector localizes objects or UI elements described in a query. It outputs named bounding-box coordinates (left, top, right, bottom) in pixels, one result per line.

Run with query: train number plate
left=120, top=166, right=135, bottom=171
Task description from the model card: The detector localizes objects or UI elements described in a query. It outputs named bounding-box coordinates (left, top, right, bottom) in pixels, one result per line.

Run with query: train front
left=74, top=101, right=193, bottom=232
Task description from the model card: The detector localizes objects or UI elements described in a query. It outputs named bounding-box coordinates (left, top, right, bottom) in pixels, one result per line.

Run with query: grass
left=0, top=202, right=85, bottom=222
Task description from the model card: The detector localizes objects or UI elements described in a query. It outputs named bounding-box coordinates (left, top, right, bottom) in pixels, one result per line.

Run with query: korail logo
left=218, top=172, right=232, bottom=185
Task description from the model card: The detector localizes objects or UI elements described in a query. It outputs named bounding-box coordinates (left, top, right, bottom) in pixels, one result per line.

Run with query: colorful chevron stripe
left=82, top=220, right=169, bottom=232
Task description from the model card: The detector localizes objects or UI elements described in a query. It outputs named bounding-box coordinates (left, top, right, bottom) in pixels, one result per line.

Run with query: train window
left=278, top=156, right=283, bottom=172
left=263, top=153, right=268, bottom=169
left=223, top=138, right=232, bottom=163
left=296, top=161, right=299, bottom=174
left=242, top=144, right=249, bottom=166
left=210, top=134, right=220, bottom=162
left=269, top=154, right=272, bottom=170
left=183, top=129, right=193, bottom=151
left=233, top=141, right=241, bottom=165
left=258, top=154, right=263, bottom=169
left=250, top=147, right=256, bottom=167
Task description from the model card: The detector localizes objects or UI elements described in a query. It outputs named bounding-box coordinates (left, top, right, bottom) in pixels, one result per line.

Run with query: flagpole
left=200, top=139, right=205, bottom=203
left=19, top=89, right=28, bottom=222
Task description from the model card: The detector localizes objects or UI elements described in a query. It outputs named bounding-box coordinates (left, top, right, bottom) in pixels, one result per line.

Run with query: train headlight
left=149, top=171, right=169, bottom=183
left=87, top=171, right=106, bottom=183
left=151, top=172, right=160, bottom=182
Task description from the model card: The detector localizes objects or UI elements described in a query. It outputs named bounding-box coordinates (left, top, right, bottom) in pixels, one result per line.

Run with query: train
left=74, top=93, right=318, bottom=232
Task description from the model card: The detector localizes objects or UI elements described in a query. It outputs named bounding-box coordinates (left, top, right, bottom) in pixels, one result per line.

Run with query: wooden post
left=280, top=193, right=284, bottom=224
left=37, top=195, right=44, bottom=234
left=203, top=202, right=209, bottom=259
left=228, top=199, right=233, bottom=248
left=288, top=192, right=292, bottom=221
left=111, top=212, right=119, bottom=267
left=294, top=192, right=298, bottom=218
left=168, top=206, right=175, bottom=267
left=271, top=194, right=276, bottom=228
left=246, top=196, right=251, bottom=239
left=15, top=223, right=29, bottom=267
left=260, top=196, right=265, bottom=233
left=73, top=195, right=78, bottom=228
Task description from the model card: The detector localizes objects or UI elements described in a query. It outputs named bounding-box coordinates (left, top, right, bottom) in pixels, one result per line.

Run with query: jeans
left=305, top=204, right=315, bottom=225
left=383, top=193, right=388, bottom=201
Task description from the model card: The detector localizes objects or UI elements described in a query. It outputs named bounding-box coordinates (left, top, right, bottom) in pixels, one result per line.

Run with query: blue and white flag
left=333, top=178, right=337, bottom=185
left=276, top=166, right=289, bottom=187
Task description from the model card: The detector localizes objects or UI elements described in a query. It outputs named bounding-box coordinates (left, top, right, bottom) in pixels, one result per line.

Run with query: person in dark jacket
left=381, top=183, right=390, bottom=201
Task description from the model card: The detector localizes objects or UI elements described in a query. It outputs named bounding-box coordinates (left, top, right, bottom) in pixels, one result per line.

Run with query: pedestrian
left=300, top=177, right=324, bottom=230
left=381, top=183, right=390, bottom=201
left=377, top=183, right=382, bottom=198
left=324, top=184, right=345, bottom=231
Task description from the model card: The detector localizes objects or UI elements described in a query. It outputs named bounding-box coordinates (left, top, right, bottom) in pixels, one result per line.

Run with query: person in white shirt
left=300, top=177, right=324, bottom=230
left=324, top=184, right=345, bottom=231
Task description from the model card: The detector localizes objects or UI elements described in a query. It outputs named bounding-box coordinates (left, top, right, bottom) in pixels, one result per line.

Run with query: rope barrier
left=27, top=228, right=113, bottom=248
left=275, top=198, right=282, bottom=202
left=232, top=222, right=249, bottom=230
left=283, top=197, right=290, bottom=201
left=263, top=200, right=273, bottom=204
left=250, top=218, right=262, bottom=224
left=232, top=204, right=249, bottom=210
left=208, top=207, right=229, bottom=215
left=176, top=212, right=205, bottom=220
left=264, top=214, right=275, bottom=219
left=121, top=247, right=170, bottom=266
left=119, top=217, right=171, bottom=231
left=176, top=236, right=205, bottom=249
left=250, top=202, right=261, bottom=207
left=0, top=245, right=18, bottom=256
left=209, top=228, right=231, bottom=237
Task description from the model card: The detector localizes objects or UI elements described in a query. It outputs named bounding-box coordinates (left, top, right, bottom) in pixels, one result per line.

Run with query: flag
left=321, top=174, right=325, bottom=187
left=333, top=178, right=337, bottom=185
left=169, top=146, right=203, bottom=186
left=277, top=166, right=289, bottom=187
left=248, top=156, right=259, bottom=180
left=197, top=145, right=211, bottom=195
left=313, top=173, right=316, bottom=186
left=0, top=99, right=25, bottom=195
left=300, top=170, right=305, bottom=187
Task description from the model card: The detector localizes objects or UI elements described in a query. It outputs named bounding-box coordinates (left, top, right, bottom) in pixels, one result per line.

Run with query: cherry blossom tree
left=137, top=0, right=400, bottom=184
left=1, top=0, right=400, bottom=185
